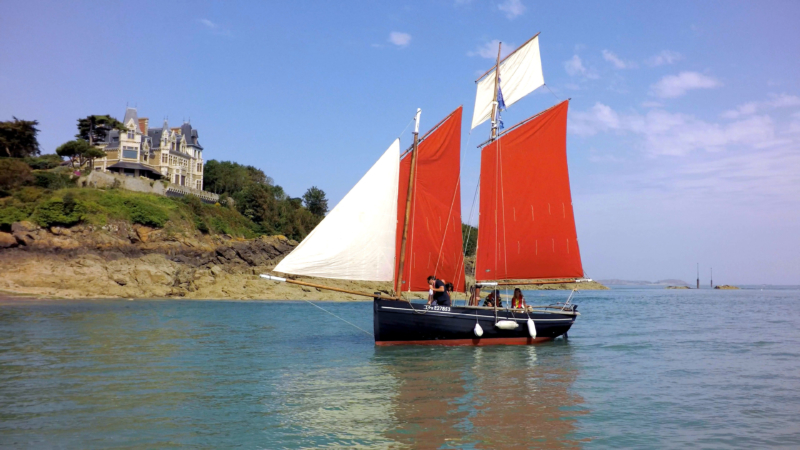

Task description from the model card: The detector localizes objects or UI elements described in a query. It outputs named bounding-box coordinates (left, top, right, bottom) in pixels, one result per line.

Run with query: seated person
left=511, top=288, right=527, bottom=309
left=427, top=275, right=451, bottom=307
left=483, top=290, right=502, bottom=308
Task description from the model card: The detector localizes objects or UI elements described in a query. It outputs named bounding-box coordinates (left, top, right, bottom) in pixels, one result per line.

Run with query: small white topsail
left=274, top=140, right=400, bottom=281
left=471, top=34, right=545, bottom=129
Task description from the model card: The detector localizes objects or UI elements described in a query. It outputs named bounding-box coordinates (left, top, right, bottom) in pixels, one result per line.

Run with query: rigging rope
left=544, top=83, right=561, bottom=101
left=432, top=176, right=460, bottom=285
left=498, top=137, right=509, bottom=275
left=397, top=115, right=416, bottom=140
left=302, top=299, right=374, bottom=337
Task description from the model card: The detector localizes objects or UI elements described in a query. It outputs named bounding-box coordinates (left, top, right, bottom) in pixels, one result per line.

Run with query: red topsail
left=476, top=100, right=583, bottom=281
left=395, top=107, right=466, bottom=293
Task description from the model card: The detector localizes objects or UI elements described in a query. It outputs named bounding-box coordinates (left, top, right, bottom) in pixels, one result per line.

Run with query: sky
left=2, top=0, right=799, bottom=285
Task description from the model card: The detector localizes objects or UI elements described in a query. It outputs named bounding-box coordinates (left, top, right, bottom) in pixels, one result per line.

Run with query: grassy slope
left=0, top=186, right=261, bottom=238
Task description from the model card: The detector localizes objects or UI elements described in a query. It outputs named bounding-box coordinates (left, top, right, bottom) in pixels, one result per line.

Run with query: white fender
left=474, top=323, right=484, bottom=337
left=527, top=319, right=537, bottom=338
left=495, top=320, right=519, bottom=330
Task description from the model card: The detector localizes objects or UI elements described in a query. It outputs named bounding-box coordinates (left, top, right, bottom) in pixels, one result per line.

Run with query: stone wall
left=81, top=171, right=219, bottom=203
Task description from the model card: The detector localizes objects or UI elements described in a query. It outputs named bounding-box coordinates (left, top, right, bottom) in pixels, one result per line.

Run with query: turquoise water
left=1, top=287, right=799, bottom=448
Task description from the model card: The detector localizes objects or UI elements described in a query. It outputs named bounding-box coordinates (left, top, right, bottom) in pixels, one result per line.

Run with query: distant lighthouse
left=697, top=263, right=700, bottom=289
left=710, top=268, right=713, bottom=288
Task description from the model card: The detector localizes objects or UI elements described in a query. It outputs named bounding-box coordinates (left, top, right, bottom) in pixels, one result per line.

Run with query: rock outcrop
left=0, top=221, right=607, bottom=300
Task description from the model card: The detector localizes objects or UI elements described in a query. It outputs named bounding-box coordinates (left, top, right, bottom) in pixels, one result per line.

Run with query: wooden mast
left=395, top=108, right=421, bottom=296
left=491, top=43, right=501, bottom=316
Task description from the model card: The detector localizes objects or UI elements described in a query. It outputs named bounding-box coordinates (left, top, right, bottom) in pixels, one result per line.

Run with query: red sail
left=476, top=100, right=583, bottom=281
left=395, top=107, right=466, bottom=293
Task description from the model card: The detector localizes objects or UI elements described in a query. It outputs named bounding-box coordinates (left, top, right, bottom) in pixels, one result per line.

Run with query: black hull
left=373, top=299, right=577, bottom=345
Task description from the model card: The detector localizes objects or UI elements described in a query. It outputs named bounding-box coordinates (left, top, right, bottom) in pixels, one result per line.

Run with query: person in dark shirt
left=426, top=275, right=451, bottom=307
left=483, top=290, right=502, bottom=308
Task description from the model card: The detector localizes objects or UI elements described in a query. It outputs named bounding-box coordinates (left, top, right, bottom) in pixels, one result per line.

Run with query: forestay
left=471, top=34, right=544, bottom=129
left=274, top=140, right=400, bottom=281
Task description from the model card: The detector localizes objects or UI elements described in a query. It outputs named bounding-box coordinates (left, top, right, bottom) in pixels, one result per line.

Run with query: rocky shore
left=0, top=221, right=606, bottom=301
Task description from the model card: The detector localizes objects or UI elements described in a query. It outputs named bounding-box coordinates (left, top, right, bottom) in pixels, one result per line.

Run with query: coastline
left=0, top=220, right=607, bottom=301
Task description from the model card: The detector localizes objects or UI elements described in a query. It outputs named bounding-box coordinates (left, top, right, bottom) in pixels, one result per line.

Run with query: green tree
left=56, top=140, right=106, bottom=169
left=76, top=115, right=125, bottom=146
left=0, top=117, right=40, bottom=158
left=302, top=186, right=328, bottom=216
left=462, top=223, right=478, bottom=256
left=202, top=159, right=322, bottom=240
left=24, top=154, right=63, bottom=170
left=0, top=159, right=34, bottom=191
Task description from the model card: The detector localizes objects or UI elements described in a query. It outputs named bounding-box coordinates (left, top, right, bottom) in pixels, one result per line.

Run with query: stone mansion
left=94, top=107, right=205, bottom=190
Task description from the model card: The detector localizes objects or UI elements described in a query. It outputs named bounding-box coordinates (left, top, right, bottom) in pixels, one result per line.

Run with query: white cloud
left=498, top=0, right=525, bottom=19
left=569, top=102, right=781, bottom=156
left=198, top=18, right=231, bottom=36
left=467, top=40, right=514, bottom=59
left=389, top=32, right=411, bottom=47
left=650, top=72, right=721, bottom=98
left=602, top=50, right=637, bottom=69
left=641, top=101, right=664, bottom=108
left=564, top=55, right=598, bottom=79
left=646, top=50, right=683, bottom=67
left=199, top=18, right=217, bottom=29
left=721, top=93, right=800, bottom=119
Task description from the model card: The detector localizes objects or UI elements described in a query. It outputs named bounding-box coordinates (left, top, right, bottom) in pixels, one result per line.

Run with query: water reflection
left=374, top=342, right=584, bottom=449
left=0, top=300, right=586, bottom=448
left=376, top=348, right=471, bottom=448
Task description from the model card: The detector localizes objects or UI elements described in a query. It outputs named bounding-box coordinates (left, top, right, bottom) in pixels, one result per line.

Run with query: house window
left=197, top=163, right=202, bottom=173
left=122, top=147, right=137, bottom=159
left=162, top=154, right=167, bottom=164
left=196, top=180, right=201, bottom=189
left=127, top=131, right=134, bottom=139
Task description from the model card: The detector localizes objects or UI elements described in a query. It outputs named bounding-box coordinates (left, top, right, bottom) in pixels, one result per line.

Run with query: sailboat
left=262, top=33, right=587, bottom=345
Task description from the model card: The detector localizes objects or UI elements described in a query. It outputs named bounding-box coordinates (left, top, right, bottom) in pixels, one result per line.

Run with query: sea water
left=1, top=287, right=798, bottom=448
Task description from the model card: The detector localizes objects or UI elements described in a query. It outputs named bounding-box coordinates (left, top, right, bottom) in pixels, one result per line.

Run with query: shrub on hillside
left=124, top=198, right=168, bottom=228
left=32, top=194, right=85, bottom=227
left=24, top=154, right=63, bottom=170
left=0, top=205, right=30, bottom=229
left=33, top=171, right=72, bottom=190
left=0, top=159, right=34, bottom=191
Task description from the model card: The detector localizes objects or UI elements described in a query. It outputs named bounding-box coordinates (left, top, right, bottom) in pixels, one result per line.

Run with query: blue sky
left=2, top=1, right=799, bottom=284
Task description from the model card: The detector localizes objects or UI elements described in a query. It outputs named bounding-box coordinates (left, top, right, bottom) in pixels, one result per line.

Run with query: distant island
left=714, top=285, right=740, bottom=290
left=598, top=279, right=690, bottom=286
left=666, top=285, right=691, bottom=289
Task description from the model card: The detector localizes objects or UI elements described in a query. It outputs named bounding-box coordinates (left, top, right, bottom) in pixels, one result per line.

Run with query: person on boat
left=511, top=288, right=527, bottom=310
left=469, top=285, right=481, bottom=306
left=483, top=290, right=502, bottom=308
left=427, top=275, right=451, bottom=307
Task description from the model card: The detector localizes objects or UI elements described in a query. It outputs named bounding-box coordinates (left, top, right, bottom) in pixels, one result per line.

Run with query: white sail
left=471, top=34, right=544, bottom=129
left=274, top=140, right=400, bottom=281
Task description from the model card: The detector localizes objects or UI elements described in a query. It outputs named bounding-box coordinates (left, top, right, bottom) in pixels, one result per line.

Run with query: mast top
left=470, top=32, right=544, bottom=130
left=475, top=32, right=541, bottom=83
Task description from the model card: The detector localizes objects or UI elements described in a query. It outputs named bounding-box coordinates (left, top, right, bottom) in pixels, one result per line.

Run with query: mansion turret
left=94, top=107, right=205, bottom=190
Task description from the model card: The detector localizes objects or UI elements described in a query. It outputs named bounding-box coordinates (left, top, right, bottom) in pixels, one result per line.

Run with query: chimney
left=139, top=118, right=149, bottom=134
